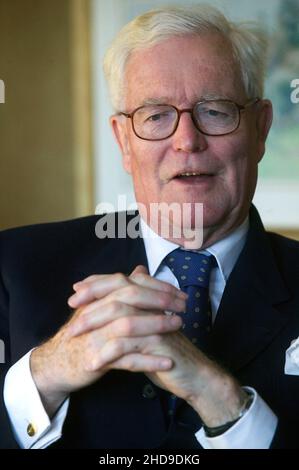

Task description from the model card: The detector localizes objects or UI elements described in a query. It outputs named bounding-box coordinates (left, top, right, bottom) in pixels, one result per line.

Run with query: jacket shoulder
left=0, top=215, right=100, bottom=243
left=267, top=231, right=299, bottom=279
left=267, top=231, right=299, bottom=255
left=0, top=212, right=140, bottom=269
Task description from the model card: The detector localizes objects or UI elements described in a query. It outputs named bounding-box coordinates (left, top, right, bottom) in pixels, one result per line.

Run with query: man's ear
left=256, top=99, right=273, bottom=163
left=110, top=115, right=132, bottom=174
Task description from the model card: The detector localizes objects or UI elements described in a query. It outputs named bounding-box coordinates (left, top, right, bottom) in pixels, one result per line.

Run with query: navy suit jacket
left=0, top=206, right=299, bottom=449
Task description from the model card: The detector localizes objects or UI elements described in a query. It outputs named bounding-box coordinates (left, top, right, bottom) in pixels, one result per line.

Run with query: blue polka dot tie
left=164, top=249, right=215, bottom=418
left=164, top=249, right=215, bottom=350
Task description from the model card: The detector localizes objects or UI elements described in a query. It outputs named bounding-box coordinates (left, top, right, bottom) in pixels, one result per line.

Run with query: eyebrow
left=139, top=93, right=232, bottom=106
left=202, top=93, right=231, bottom=100
left=140, top=97, right=171, bottom=106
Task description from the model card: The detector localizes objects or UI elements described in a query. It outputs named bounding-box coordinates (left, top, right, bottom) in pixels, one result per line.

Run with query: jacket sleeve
left=0, top=233, right=20, bottom=449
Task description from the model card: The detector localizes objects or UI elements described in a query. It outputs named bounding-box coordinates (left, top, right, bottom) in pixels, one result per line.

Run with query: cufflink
left=27, top=423, right=36, bottom=437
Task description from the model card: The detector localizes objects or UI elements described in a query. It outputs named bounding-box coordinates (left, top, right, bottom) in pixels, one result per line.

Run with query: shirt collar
left=140, top=216, right=249, bottom=282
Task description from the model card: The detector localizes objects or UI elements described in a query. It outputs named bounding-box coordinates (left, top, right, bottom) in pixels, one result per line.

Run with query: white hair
left=103, top=5, right=268, bottom=111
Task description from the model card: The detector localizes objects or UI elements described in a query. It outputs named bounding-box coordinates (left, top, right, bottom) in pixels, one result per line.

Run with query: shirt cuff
left=3, top=349, right=69, bottom=449
left=195, top=387, right=278, bottom=449
left=284, top=337, right=299, bottom=375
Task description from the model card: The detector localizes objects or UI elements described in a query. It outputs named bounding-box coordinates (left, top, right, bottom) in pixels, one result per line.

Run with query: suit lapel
left=209, top=206, right=290, bottom=372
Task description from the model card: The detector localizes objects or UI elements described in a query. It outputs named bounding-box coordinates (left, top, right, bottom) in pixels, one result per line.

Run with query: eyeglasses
left=119, top=98, right=260, bottom=141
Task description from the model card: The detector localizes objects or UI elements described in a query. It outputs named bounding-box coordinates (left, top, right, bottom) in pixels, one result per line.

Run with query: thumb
left=130, top=265, right=148, bottom=277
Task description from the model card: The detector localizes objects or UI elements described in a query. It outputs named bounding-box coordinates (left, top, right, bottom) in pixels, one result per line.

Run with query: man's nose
left=172, top=111, right=208, bottom=153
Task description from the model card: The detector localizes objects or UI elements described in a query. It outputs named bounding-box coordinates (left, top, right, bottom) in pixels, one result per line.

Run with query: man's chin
left=138, top=198, right=233, bottom=247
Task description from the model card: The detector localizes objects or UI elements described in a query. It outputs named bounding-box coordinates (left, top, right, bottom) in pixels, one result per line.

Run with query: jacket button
left=142, top=383, right=157, bottom=399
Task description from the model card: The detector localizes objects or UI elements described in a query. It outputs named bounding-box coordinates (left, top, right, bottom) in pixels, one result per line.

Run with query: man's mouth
left=177, top=172, right=205, bottom=177
left=173, top=172, right=214, bottom=182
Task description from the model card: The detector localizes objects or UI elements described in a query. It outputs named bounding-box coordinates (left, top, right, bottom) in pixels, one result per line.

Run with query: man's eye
left=207, top=109, right=221, bottom=116
left=147, top=111, right=173, bottom=122
left=203, top=108, right=229, bottom=118
left=148, top=113, right=163, bottom=121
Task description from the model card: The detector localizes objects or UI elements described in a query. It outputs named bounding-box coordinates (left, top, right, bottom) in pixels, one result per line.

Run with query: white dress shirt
left=3, top=216, right=282, bottom=449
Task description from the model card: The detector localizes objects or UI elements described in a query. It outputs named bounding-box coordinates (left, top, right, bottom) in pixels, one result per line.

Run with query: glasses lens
left=133, top=105, right=177, bottom=140
left=194, top=100, right=239, bottom=135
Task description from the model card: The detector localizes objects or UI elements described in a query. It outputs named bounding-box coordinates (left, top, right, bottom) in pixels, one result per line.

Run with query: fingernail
left=68, top=294, right=79, bottom=307
left=160, top=359, right=172, bottom=368
left=73, top=282, right=86, bottom=292
left=177, top=290, right=188, bottom=299
left=170, top=315, right=182, bottom=327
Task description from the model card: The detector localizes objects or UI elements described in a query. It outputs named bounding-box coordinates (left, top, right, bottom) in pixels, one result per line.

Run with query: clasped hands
left=31, top=266, right=246, bottom=427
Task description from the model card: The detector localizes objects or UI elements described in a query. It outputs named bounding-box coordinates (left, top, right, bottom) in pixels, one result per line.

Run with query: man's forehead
left=126, top=33, right=236, bottom=69
left=124, top=35, right=244, bottom=108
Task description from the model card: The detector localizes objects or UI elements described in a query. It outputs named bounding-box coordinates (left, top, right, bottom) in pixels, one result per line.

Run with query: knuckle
left=88, top=282, right=98, bottom=296
left=84, top=355, right=95, bottom=371
left=85, top=359, right=98, bottom=371
left=124, top=285, right=139, bottom=299
left=118, top=316, right=134, bottom=335
left=70, top=306, right=84, bottom=320
left=85, top=334, right=96, bottom=353
left=85, top=274, right=99, bottom=282
left=131, top=272, right=146, bottom=283
left=76, top=284, right=90, bottom=298
left=125, top=356, right=137, bottom=370
left=76, top=313, right=90, bottom=331
left=109, top=338, right=124, bottom=356
left=151, top=334, right=163, bottom=346
left=166, top=284, right=178, bottom=295
left=83, top=347, right=97, bottom=370
left=108, top=300, right=122, bottom=316
left=158, top=292, right=172, bottom=309
left=114, top=272, right=128, bottom=284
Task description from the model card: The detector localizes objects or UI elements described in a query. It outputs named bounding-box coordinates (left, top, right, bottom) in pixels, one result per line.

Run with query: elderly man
left=1, top=5, right=299, bottom=449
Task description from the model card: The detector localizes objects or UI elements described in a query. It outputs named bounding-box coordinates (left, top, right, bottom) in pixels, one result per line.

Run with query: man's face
left=111, top=34, right=272, bottom=246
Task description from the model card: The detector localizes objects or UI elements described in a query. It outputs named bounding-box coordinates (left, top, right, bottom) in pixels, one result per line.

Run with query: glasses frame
left=118, top=98, right=260, bottom=141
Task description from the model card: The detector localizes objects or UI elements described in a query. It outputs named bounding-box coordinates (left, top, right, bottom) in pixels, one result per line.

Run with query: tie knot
left=164, top=249, right=215, bottom=289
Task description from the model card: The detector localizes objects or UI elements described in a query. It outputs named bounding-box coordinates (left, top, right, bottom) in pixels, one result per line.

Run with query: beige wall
left=0, top=0, right=93, bottom=230
left=272, top=229, right=299, bottom=242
